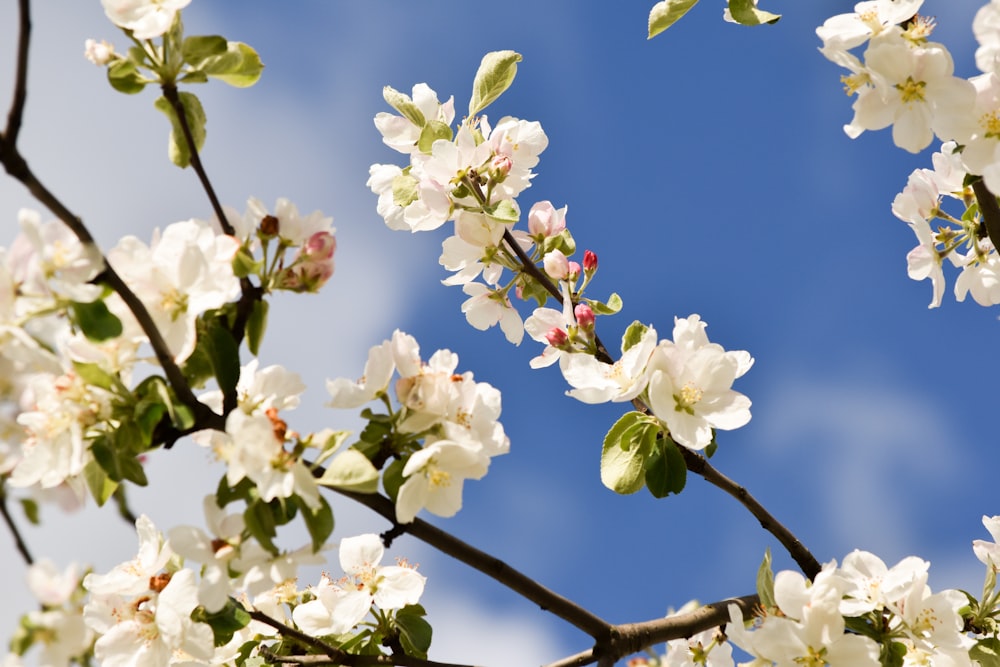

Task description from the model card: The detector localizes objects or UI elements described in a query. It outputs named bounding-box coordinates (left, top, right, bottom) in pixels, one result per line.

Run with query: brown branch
left=3, top=0, right=30, bottom=144
left=973, top=178, right=1000, bottom=254
left=678, top=449, right=821, bottom=580
left=0, top=485, right=33, bottom=566
left=544, top=595, right=759, bottom=667
left=249, top=609, right=342, bottom=657
left=160, top=83, right=230, bottom=234
left=331, top=488, right=612, bottom=640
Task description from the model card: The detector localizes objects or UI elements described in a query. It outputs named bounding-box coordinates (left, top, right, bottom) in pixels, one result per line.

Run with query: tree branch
left=331, top=488, right=612, bottom=640
left=3, top=0, right=30, bottom=145
left=973, top=178, right=1000, bottom=254
left=0, top=485, right=33, bottom=566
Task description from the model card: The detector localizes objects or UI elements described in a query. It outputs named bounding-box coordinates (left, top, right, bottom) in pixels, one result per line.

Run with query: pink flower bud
left=527, top=201, right=567, bottom=238
left=568, top=261, right=581, bottom=281
left=574, top=303, right=595, bottom=330
left=583, top=249, right=598, bottom=272
left=543, top=250, right=570, bottom=280
left=545, top=327, right=569, bottom=348
left=303, top=231, right=337, bottom=260
left=489, top=154, right=513, bottom=180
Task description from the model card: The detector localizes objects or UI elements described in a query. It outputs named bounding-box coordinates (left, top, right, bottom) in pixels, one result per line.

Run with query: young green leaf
left=644, top=437, right=687, bottom=498
left=192, top=598, right=251, bottom=646
left=756, top=548, right=776, bottom=610
left=395, top=605, right=432, bottom=659
left=726, top=0, right=780, bottom=26
left=201, top=42, right=264, bottom=88
left=182, top=35, right=228, bottom=65
left=153, top=91, right=207, bottom=168
left=648, top=0, right=701, bottom=39
left=296, top=495, right=334, bottom=553
left=468, top=51, right=522, bottom=117
left=84, top=460, right=118, bottom=506
left=70, top=299, right=123, bottom=342
left=601, top=413, right=655, bottom=494
left=383, top=85, right=426, bottom=127
left=622, top=321, right=650, bottom=352
left=317, top=449, right=380, bottom=493
left=246, top=299, right=269, bottom=357
left=107, top=59, right=147, bottom=94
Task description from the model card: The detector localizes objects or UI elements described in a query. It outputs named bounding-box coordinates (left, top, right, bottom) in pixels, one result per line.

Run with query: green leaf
left=153, top=91, right=207, bottom=168
left=19, top=499, right=39, bottom=525
left=392, top=172, right=420, bottom=208
left=134, top=399, right=166, bottom=443
left=192, top=598, right=251, bottom=646
left=246, top=299, right=269, bottom=357
left=383, top=85, right=426, bottom=127
left=382, top=457, right=406, bottom=502
left=395, top=605, right=432, bottom=659
left=601, top=413, right=655, bottom=494
left=756, top=548, right=776, bottom=610
left=621, top=321, right=650, bottom=353
left=417, top=119, right=453, bottom=154
left=182, top=35, right=228, bottom=65
left=468, top=50, right=522, bottom=117
left=216, top=475, right=256, bottom=507
left=645, top=437, right=687, bottom=498
left=296, top=495, right=334, bottom=553
left=648, top=0, right=701, bottom=38
left=487, top=199, right=520, bottom=225
left=244, top=499, right=280, bottom=555
left=726, top=0, right=780, bottom=26
left=318, top=449, right=380, bottom=493
left=205, top=321, right=241, bottom=403
left=107, top=59, right=146, bottom=94
left=587, top=293, right=623, bottom=316
left=72, top=361, right=117, bottom=392
left=70, top=299, right=123, bottom=342
left=972, top=638, right=1000, bottom=667
left=83, top=460, right=118, bottom=506
left=201, top=42, right=264, bottom=88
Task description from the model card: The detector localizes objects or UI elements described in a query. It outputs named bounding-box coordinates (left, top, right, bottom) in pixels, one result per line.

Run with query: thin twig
left=160, top=83, right=231, bottom=234
left=249, top=609, right=342, bottom=657
left=0, top=488, right=33, bottom=566
left=262, top=648, right=482, bottom=667
left=3, top=0, right=31, bottom=144
left=331, top=488, right=611, bottom=640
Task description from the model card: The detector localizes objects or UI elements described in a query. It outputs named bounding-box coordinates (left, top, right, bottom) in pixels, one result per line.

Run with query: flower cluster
left=368, top=75, right=554, bottom=344
left=326, top=330, right=509, bottom=523
left=560, top=315, right=753, bottom=452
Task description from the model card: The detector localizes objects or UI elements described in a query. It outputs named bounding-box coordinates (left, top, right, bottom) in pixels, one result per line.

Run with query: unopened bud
left=568, top=261, right=581, bottom=281
left=545, top=327, right=569, bottom=348
left=574, top=303, right=595, bottom=331
left=583, top=249, right=598, bottom=272
left=303, top=231, right=337, bottom=260
left=489, top=154, right=513, bottom=181
left=84, top=38, right=115, bottom=66
left=527, top=201, right=567, bottom=238
left=543, top=250, right=570, bottom=280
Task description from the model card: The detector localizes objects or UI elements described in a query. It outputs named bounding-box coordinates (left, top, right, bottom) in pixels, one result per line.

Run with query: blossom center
left=896, top=77, right=926, bottom=104
left=981, top=111, right=1000, bottom=139
left=160, top=288, right=188, bottom=320
left=428, top=469, right=452, bottom=488
left=674, top=382, right=704, bottom=414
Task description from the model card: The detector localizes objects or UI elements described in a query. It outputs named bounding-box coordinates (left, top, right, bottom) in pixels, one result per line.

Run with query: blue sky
left=0, top=1, right=997, bottom=664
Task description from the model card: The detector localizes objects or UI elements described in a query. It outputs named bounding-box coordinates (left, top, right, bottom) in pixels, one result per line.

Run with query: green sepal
left=70, top=299, right=123, bottom=342
left=294, top=495, right=334, bottom=554
left=134, top=399, right=167, bottom=443
left=246, top=299, right=269, bottom=357
left=394, top=605, right=432, bottom=659
left=468, top=50, right=522, bottom=117
left=232, top=246, right=262, bottom=279
left=756, top=548, right=776, bottom=610
left=644, top=436, right=687, bottom=498
left=317, top=449, right=380, bottom=493
left=540, top=229, right=576, bottom=257
left=622, top=321, right=650, bottom=353
left=383, top=85, right=426, bottom=127
left=107, top=58, right=147, bottom=94
left=704, top=438, right=718, bottom=458
left=601, top=411, right=656, bottom=494
left=153, top=90, right=207, bottom=168
left=382, top=457, right=406, bottom=502
left=517, top=273, right=554, bottom=307
left=648, top=0, right=701, bottom=38
left=971, top=638, right=1000, bottom=667
left=19, top=498, right=39, bottom=525
left=84, top=459, right=118, bottom=506
left=392, top=172, right=420, bottom=208
left=417, top=120, right=453, bottom=154
left=200, top=42, right=264, bottom=88
left=726, top=0, right=780, bottom=25
left=586, top=293, right=623, bottom=316
left=191, top=598, right=251, bottom=647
